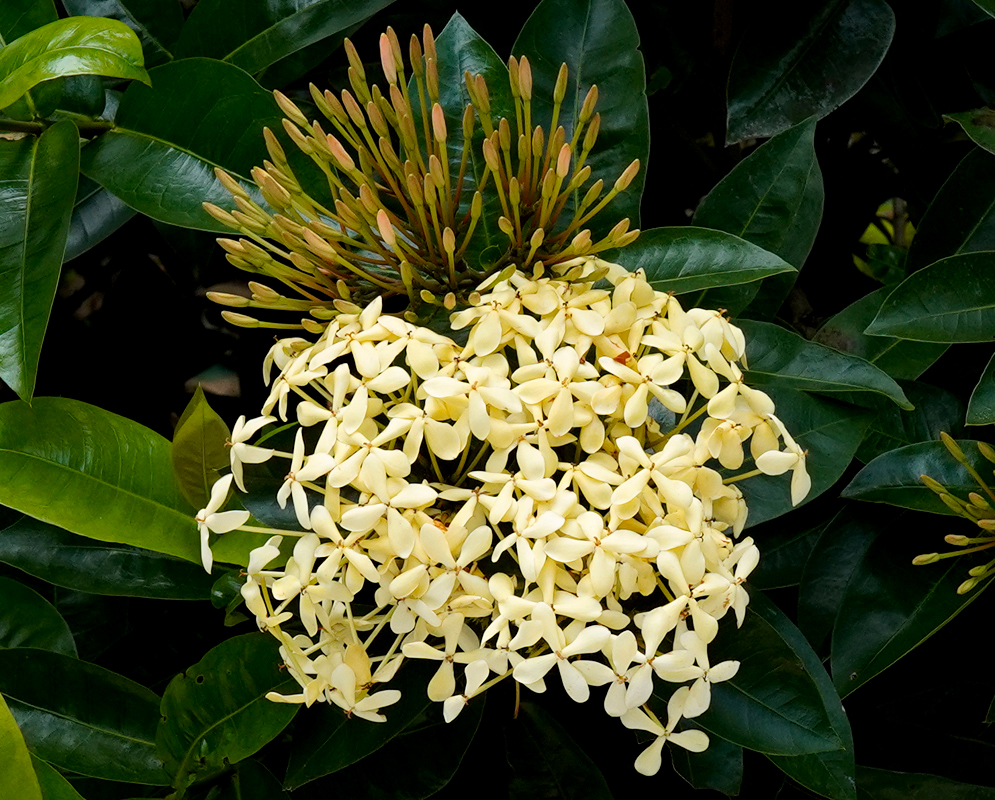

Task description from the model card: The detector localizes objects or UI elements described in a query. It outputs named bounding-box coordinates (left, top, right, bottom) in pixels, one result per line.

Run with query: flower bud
left=614, top=159, right=640, bottom=192
left=207, top=292, right=250, bottom=307
left=912, top=552, right=939, bottom=565
left=553, top=63, right=569, bottom=104
left=273, top=90, right=309, bottom=128
left=221, top=311, right=260, bottom=328
left=379, top=33, right=397, bottom=84
left=432, top=103, right=447, bottom=143
left=944, top=534, right=971, bottom=546
left=979, top=441, right=995, bottom=464
left=519, top=56, right=533, bottom=101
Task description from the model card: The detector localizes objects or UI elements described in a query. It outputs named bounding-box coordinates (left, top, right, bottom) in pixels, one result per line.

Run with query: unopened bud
left=203, top=202, right=237, bottom=228
left=979, top=441, right=995, bottom=463
left=941, top=493, right=966, bottom=514
left=207, top=291, right=249, bottom=307
left=468, top=291, right=481, bottom=305
left=273, top=90, right=309, bottom=127
left=969, top=491, right=991, bottom=508
left=530, top=228, right=545, bottom=249
left=941, top=432, right=967, bottom=465
left=579, top=85, right=599, bottom=122
left=341, top=90, right=366, bottom=128
left=532, top=125, right=544, bottom=158
left=432, top=103, right=447, bottom=143
left=409, top=34, right=424, bottom=77
left=214, top=169, right=250, bottom=200
left=302, top=318, right=325, bottom=335
left=221, top=311, right=260, bottom=328
left=498, top=117, right=511, bottom=152
left=471, top=191, right=482, bottom=219
left=249, top=281, right=281, bottom=301
left=344, top=39, right=365, bottom=82
left=443, top=292, right=457, bottom=310
left=498, top=216, right=514, bottom=236
left=571, top=229, right=592, bottom=251
left=377, top=209, right=396, bottom=248
left=945, top=534, right=971, bottom=545
left=442, top=227, right=456, bottom=253
left=379, top=33, right=397, bottom=84
left=614, top=159, right=640, bottom=192
left=281, top=119, right=312, bottom=154
left=920, top=474, right=947, bottom=495
left=263, top=127, right=287, bottom=165
left=957, top=577, right=981, bottom=594
left=326, top=135, right=355, bottom=171
left=519, top=56, right=533, bottom=101
left=508, top=177, right=520, bottom=208
left=912, top=552, right=939, bottom=565
left=420, top=289, right=436, bottom=305
left=583, top=113, right=601, bottom=152
left=556, top=143, right=571, bottom=178
left=482, top=137, right=501, bottom=173
left=508, top=56, right=521, bottom=99
left=553, top=63, right=569, bottom=104
left=976, top=518, right=995, bottom=531
left=461, top=105, right=475, bottom=140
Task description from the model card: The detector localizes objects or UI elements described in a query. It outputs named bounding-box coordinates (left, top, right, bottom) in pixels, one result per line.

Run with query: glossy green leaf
left=0, top=0, right=57, bottom=43
left=63, top=175, right=136, bottom=263
left=284, top=662, right=434, bottom=789
left=694, top=116, right=824, bottom=315
left=831, top=516, right=993, bottom=696
left=740, top=387, right=872, bottom=528
left=0, top=397, right=201, bottom=563
left=0, top=120, right=79, bottom=402
left=157, top=634, right=298, bottom=790
left=216, top=760, right=289, bottom=800
left=692, top=590, right=849, bottom=758
left=0, top=515, right=214, bottom=600
left=738, top=319, right=912, bottom=409
left=945, top=108, right=995, bottom=157
left=610, top=227, right=795, bottom=295
left=866, top=252, right=995, bottom=342
left=415, top=13, right=513, bottom=271
left=174, top=0, right=395, bottom=74
left=514, top=0, right=649, bottom=239
left=842, top=439, right=992, bottom=515
left=31, top=755, right=86, bottom=800
left=325, top=696, right=485, bottom=800
left=857, top=766, right=995, bottom=800
left=857, top=381, right=964, bottom=463
left=80, top=58, right=280, bottom=231
left=0, top=691, right=42, bottom=800
left=967, top=350, right=995, bottom=425
left=727, top=0, right=895, bottom=142
left=0, top=577, right=75, bottom=657
left=670, top=726, right=743, bottom=795
left=797, top=506, right=880, bottom=651
left=0, top=648, right=167, bottom=784
left=813, top=287, right=948, bottom=380
left=749, top=516, right=829, bottom=590
left=505, top=702, right=613, bottom=800
left=172, top=385, right=231, bottom=510
left=907, top=148, right=995, bottom=272
left=0, top=17, right=149, bottom=110
left=61, top=0, right=184, bottom=67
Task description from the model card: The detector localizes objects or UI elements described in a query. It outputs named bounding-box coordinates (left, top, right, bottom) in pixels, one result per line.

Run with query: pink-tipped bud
left=482, top=137, right=501, bottom=172
left=273, top=90, right=309, bottom=127
left=379, top=33, right=397, bottom=84
left=442, top=227, right=456, bottom=253
left=409, top=34, right=424, bottom=77
left=579, top=85, right=599, bottom=122
left=432, top=103, right=447, bottom=143
left=326, top=135, right=356, bottom=171
left=556, top=143, right=571, bottom=178
left=519, top=56, right=533, bottom=101
left=377, top=209, right=397, bottom=248
left=614, top=159, right=640, bottom=192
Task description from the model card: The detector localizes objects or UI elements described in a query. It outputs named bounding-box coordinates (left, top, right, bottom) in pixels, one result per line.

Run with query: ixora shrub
left=10, top=0, right=995, bottom=798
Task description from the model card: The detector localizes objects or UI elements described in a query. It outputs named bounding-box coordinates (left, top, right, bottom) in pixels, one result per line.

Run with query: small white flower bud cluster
left=200, top=256, right=810, bottom=774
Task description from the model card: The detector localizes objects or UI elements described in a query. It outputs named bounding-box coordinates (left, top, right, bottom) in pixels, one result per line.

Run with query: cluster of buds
left=195, top=256, right=810, bottom=775
left=915, top=433, right=995, bottom=593
left=204, top=25, right=640, bottom=333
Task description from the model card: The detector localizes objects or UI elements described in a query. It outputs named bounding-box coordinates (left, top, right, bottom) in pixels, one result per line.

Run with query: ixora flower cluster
left=196, top=255, right=810, bottom=776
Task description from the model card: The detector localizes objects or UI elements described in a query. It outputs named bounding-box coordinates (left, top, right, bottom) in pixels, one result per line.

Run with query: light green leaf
left=0, top=648, right=168, bottom=784
left=31, top=755, right=86, bottom=800
left=610, top=227, right=795, bottom=295
left=0, top=577, right=76, bottom=656
left=0, top=691, right=42, bottom=800
left=172, top=385, right=231, bottom=510
left=61, top=0, right=184, bottom=68
left=514, top=0, right=649, bottom=240
left=0, top=17, right=149, bottom=109
left=738, top=319, right=912, bottom=409
left=0, top=119, right=80, bottom=402
left=157, top=634, right=298, bottom=791
left=866, top=251, right=995, bottom=342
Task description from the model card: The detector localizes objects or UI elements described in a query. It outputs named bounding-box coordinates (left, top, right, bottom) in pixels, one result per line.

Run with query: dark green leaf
left=61, top=0, right=184, bottom=67
left=813, top=287, right=948, bottom=380
left=857, top=381, right=965, bottom=463
left=0, top=120, right=79, bottom=401
left=749, top=516, right=828, bottom=590
left=841, top=439, right=992, bottom=515
left=157, top=634, right=298, bottom=790
left=0, top=397, right=199, bottom=563
left=284, top=661, right=435, bottom=789
left=174, top=0, right=396, bottom=75
left=505, top=701, right=613, bottom=800
left=797, top=506, right=880, bottom=651
left=692, top=590, right=849, bottom=758
left=738, top=319, right=912, bottom=408
left=326, top=696, right=485, bottom=800
left=0, top=515, right=214, bottom=600
left=907, top=148, right=995, bottom=273
left=866, top=251, right=995, bottom=342
left=831, top=516, right=993, bottom=696
left=727, top=0, right=895, bottom=142
left=31, top=755, right=86, bottom=800
left=514, top=0, right=649, bottom=239
left=0, top=17, right=149, bottom=109
left=945, top=108, right=995, bottom=157
left=968, top=350, right=995, bottom=425
left=171, top=385, right=231, bottom=510
left=856, top=766, right=995, bottom=800
left=1, top=691, right=43, bottom=800
left=0, top=648, right=168, bottom=784
left=670, top=727, right=743, bottom=795
left=0, top=0, right=57, bottom=42
left=610, top=227, right=795, bottom=295
left=741, top=387, right=872, bottom=528
left=216, top=759, right=289, bottom=800
left=80, top=58, right=280, bottom=231
left=56, top=74, right=105, bottom=117
left=63, top=175, right=136, bottom=263
left=0, top=577, right=76, bottom=656
left=416, top=13, right=513, bottom=271
left=694, top=117, right=823, bottom=316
